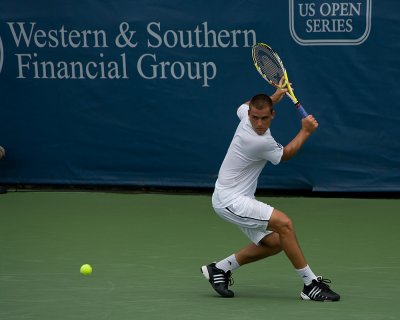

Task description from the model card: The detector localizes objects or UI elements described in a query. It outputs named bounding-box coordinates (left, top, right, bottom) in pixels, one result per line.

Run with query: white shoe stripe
left=310, top=288, right=322, bottom=299
left=309, top=287, right=317, bottom=296
left=213, top=275, right=226, bottom=284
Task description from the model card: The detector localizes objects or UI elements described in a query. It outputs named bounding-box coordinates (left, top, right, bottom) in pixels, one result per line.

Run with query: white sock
left=216, top=254, right=240, bottom=272
left=296, top=265, right=317, bottom=286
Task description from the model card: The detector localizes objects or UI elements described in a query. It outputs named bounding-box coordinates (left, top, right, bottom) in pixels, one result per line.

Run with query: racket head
left=252, top=43, right=286, bottom=88
left=252, top=43, right=299, bottom=105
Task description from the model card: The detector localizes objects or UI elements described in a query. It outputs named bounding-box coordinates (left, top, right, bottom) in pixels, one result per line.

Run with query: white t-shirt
left=212, top=104, right=283, bottom=208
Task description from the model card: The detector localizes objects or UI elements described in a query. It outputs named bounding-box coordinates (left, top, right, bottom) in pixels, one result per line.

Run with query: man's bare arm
left=281, top=115, right=318, bottom=161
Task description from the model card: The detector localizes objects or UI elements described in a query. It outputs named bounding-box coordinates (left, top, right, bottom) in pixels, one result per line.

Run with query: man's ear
left=271, top=109, right=276, bottom=119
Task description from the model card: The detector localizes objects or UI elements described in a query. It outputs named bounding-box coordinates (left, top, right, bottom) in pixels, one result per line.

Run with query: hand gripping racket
left=252, top=43, right=308, bottom=118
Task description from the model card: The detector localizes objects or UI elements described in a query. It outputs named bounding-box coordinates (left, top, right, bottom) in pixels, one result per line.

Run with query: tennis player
left=201, top=87, right=340, bottom=302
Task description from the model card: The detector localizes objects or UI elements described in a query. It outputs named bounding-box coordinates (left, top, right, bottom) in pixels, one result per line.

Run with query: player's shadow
left=200, top=286, right=297, bottom=301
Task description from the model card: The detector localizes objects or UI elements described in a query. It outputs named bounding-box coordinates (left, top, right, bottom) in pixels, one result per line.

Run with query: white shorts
left=213, top=196, right=275, bottom=245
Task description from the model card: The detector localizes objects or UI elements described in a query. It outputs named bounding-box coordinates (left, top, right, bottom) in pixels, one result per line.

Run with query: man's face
left=248, top=106, right=275, bottom=135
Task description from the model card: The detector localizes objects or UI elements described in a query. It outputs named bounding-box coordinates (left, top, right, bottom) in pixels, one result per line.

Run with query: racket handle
left=296, top=103, right=308, bottom=118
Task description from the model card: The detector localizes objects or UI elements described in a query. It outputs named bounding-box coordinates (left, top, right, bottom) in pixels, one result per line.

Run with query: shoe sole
left=300, top=292, right=340, bottom=302
left=300, top=292, right=311, bottom=300
left=201, top=265, right=210, bottom=280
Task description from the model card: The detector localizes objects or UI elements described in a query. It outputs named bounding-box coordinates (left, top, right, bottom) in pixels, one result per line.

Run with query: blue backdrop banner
left=0, top=0, right=398, bottom=192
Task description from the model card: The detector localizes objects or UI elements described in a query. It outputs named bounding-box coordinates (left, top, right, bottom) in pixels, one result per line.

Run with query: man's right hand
left=301, top=115, right=318, bottom=135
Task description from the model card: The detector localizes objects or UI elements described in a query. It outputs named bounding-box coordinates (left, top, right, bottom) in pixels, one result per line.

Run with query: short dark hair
left=249, top=94, right=273, bottom=112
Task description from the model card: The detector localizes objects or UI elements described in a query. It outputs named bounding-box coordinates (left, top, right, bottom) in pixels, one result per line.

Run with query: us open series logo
left=289, top=0, right=372, bottom=45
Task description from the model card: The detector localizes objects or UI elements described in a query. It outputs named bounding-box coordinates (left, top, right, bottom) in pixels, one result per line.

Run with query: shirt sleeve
left=259, top=135, right=283, bottom=165
left=237, top=104, right=249, bottom=120
left=266, top=141, right=283, bottom=165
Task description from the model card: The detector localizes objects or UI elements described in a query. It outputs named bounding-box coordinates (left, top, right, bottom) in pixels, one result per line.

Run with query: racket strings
left=253, top=46, right=284, bottom=86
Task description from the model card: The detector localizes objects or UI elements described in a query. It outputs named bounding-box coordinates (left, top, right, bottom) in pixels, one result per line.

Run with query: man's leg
left=267, top=209, right=307, bottom=269
left=267, top=208, right=340, bottom=301
left=267, top=209, right=317, bottom=284
left=201, top=233, right=282, bottom=298
left=213, top=233, right=282, bottom=274
left=235, top=232, right=282, bottom=266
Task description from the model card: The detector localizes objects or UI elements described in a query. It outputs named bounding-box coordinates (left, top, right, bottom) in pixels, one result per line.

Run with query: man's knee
left=268, top=209, right=294, bottom=234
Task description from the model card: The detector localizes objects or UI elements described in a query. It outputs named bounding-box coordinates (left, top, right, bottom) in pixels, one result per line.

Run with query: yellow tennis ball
left=80, top=264, right=92, bottom=276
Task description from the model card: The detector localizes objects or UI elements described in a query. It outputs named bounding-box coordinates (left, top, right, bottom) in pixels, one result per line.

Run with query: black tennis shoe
left=301, top=276, right=340, bottom=302
left=201, top=263, right=234, bottom=298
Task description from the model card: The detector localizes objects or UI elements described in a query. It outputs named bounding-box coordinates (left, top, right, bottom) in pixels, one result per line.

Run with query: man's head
left=248, top=94, right=275, bottom=135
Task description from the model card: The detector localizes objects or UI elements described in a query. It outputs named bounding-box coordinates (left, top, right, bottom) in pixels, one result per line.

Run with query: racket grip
left=296, top=103, right=308, bottom=118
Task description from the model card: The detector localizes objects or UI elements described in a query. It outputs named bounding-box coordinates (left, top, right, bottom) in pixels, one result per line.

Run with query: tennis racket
left=252, top=43, right=308, bottom=118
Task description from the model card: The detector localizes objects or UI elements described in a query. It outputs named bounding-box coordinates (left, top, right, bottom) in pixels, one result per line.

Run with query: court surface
left=0, top=191, right=399, bottom=320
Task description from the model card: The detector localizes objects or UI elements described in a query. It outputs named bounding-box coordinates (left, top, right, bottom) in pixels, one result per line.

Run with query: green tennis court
left=0, top=191, right=399, bottom=320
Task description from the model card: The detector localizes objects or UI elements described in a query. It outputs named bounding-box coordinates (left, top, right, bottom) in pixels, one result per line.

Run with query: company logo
left=289, top=0, right=372, bottom=45
left=0, top=36, right=4, bottom=73
left=0, top=21, right=257, bottom=87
